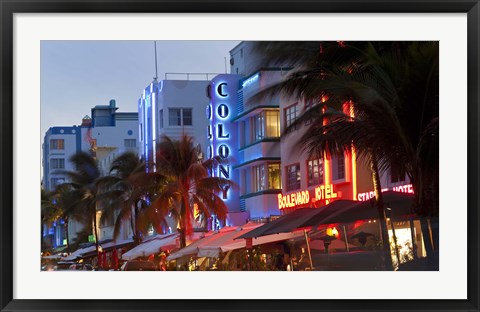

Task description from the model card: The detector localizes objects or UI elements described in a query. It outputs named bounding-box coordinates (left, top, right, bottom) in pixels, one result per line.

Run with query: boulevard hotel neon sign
left=278, top=184, right=339, bottom=210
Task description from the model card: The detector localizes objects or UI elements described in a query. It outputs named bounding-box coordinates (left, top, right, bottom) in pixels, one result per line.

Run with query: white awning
left=61, top=238, right=134, bottom=261
left=121, top=234, right=178, bottom=261
left=42, top=254, right=62, bottom=260
left=197, top=223, right=263, bottom=258
left=220, top=230, right=305, bottom=252
left=62, top=247, right=90, bottom=261
left=167, top=226, right=240, bottom=260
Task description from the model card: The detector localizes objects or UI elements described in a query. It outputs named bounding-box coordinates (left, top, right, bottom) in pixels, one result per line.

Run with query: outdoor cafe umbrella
left=351, top=231, right=375, bottom=246
left=238, top=200, right=359, bottom=239
left=311, top=191, right=415, bottom=227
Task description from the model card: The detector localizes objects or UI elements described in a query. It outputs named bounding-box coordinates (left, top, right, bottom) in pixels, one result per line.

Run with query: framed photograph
left=1, top=1, right=478, bottom=311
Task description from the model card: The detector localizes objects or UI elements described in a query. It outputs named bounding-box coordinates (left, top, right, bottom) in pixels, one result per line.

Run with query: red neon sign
left=357, top=183, right=414, bottom=201
left=278, top=184, right=339, bottom=210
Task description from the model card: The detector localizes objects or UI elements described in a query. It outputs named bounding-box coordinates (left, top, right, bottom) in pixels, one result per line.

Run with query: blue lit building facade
left=204, top=41, right=290, bottom=223
left=42, top=100, right=138, bottom=249
left=138, top=79, right=210, bottom=172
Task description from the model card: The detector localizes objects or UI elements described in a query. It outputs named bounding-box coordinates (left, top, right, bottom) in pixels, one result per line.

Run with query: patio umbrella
left=311, top=191, right=415, bottom=228
left=238, top=200, right=359, bottom=239
left=311, top=234, right=337, bottom=254
left=351, top=231, right=375, bottom=246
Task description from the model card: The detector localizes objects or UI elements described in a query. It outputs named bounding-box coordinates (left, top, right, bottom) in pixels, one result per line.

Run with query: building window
left=124, top=139, right=136, bottom=148
left=50, top=178, right=65, bottom=189
left=390, top=167, right=405, bottom=183
left=159, top=109, right=163, bottom=129
left=183, top=108, right=192, bottom=126
left=100, top=211, right=114, bottom=227
left=50, top=139, right=64, bottom=150
left=251, top=110, right=280, bottom=143
left=286, top=163, right=301, bottom=191
left=252, top=163, right=282, bottom=192
left=252, top=164, right=266, bottom=192
left=50, top=158, right=65, bottom=170
left=169, top=108, right=181, bottom=126
left=304, top=97, right=322, bottom=126
left=332, top=153, right=346, bottom=181
left=307, top=158, right=324, bottom=186
left=284, top=104, right=299, bottom=132
left=251, top=113, right=265, bottom=142
left=168, top=108, right=192, bottom=126
left=266, top=111, right=280, bottom=138
left=268, top=163, right=282, bottom=189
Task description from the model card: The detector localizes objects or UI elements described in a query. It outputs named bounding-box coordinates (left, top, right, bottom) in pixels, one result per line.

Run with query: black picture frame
left=1, top=1, right=479, bottom=311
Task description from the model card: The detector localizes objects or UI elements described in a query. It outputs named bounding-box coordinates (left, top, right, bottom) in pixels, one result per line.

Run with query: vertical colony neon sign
left=207, top=75, right=240, bottom=214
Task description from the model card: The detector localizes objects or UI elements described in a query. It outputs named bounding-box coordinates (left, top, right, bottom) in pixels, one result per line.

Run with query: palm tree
left=41, top=186, right=59, bottom=250
left=99, top=151, right=166, bottom=245
left=63, top=151, right=103, bottom=258
left=253, top=41, right=439, bottom=269
left=149, top=135, right=234, bottom=248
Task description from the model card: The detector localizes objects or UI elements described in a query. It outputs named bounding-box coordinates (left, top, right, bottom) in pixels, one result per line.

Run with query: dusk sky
left=40, top=40, right=240, bottom=137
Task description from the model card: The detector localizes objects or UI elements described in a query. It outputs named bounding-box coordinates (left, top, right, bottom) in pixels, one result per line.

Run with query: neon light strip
left=152, top=90, right=157, bottom=171
left=242, top=73, right=259, bottom=88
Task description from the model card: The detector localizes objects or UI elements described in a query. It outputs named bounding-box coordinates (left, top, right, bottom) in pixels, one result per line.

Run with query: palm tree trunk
left=132, top=205, right=140, bottom=245
left=419, top=216, right=436, bottom=269
left=65, top=217, right=70, bottom=254
left=179, top=216, right=187, bottom=249
left=93, top=209, right=100, bottom=258
left=179, top=197, right=188, bottom=249
left=413, top=175, right=437, bottom=269
left=370, top=156, right=394, bottom=271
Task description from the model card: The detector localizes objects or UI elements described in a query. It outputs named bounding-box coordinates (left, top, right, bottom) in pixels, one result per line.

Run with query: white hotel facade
left=42, top=100, right=138, bottom=248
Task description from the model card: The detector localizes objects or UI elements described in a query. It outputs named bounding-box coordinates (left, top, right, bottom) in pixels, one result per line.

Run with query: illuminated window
left=169, top=108, right=192, bottom=126
left=251, top=113, right=265, bottom=142
left=265, top=111, right=280, bottom=137
left=124, top=139, right=136, bottom=148
left=50, top=158, right=65, bottom=169
left=252, top=164, right=266, bottom=192
left=50, top=139, right=64, bottom=150
left=252, top=163, right=282, bottom=192
left=284, top=104, right=298, bottom=132
left=286, top=163, right=301, bottom=191
left=268, top=163, right=282, bottom=189
left=307, top=158, right=324, bottom=186
left=250, top=110, right=280, bottom=143
left=332, top=153, right=345, bottom=181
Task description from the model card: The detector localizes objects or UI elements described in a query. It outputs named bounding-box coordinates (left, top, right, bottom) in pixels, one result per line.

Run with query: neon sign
left=357, top=183, right=414, bottom=201
left=242, top=73, right=259, bottom=89
left=314, top=184, right=338, bottom=201
left=208, top=75, right=240, bottom=211
left=278, top=184, right=339, bottom=210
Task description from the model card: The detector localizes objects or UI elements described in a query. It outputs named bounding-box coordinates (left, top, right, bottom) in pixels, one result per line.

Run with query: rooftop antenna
left=154, top=41, right=158, bottom=81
